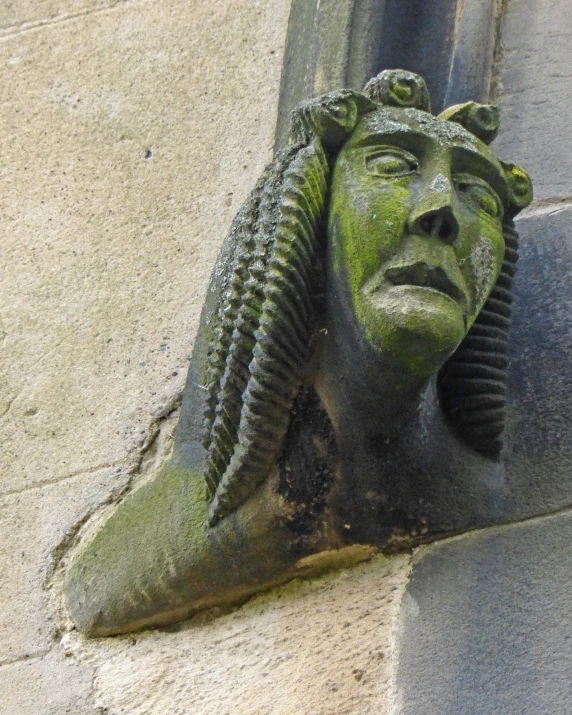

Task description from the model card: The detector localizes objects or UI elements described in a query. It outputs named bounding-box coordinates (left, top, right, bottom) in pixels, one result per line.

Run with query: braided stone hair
left=200, top=70, right=532, bottom=525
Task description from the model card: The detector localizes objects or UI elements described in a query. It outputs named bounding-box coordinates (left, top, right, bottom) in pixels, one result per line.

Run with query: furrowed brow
left=350, top=129, right=432, bottom=151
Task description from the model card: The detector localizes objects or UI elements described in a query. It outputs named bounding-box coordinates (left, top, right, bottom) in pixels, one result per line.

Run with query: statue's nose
left=409, top=206, right=459, bottom=243
left=407, top=188, right=459, bottom=244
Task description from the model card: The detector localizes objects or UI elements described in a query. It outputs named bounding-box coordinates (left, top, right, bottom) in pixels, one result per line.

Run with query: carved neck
left=311, top=299, right=440, bottom=545
left=313, top=307, right=431, bottom=443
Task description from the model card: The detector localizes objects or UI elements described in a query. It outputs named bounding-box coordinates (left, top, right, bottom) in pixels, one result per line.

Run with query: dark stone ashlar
left=64, top=70, right=532, bottom=636
left=395, top=509, right=572, bottom=714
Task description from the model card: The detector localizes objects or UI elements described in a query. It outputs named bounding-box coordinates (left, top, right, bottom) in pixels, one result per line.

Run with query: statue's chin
left=362, top=285, right=467, bottom=378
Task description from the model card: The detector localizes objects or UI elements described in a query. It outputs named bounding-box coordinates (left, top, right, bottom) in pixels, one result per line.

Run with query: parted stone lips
left=384, top=262, right=468, bottom=308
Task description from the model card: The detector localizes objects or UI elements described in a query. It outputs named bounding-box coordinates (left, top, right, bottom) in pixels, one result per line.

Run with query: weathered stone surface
left=494, top=0, right=572, bottom=200
left=0, top=648, right=93, bottom=715
left=3, top=0, right=567, bottom=711
left=443, top=0, right=499, bottom=107
left=0, top=468, right=120, bottom=663
left=502, top=206, right=572, bottom=516
left=395, top=510, right=572, bottom=713
left=0, top=0, right=289, bottom=494
left=0, top=0, right=111, bottom=34
left=274, top=0, right=386, bottom=148
left=377, top=0, right=458, bottom=112
left=66, top=553, right=409, bottom=715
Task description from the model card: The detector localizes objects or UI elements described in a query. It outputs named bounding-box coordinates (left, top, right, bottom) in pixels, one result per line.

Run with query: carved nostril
left=415, top=210, right=459, bottom=243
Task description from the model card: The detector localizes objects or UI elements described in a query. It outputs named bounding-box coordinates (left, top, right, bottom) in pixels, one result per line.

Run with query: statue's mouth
left=384, top=262, right=467, bottom=306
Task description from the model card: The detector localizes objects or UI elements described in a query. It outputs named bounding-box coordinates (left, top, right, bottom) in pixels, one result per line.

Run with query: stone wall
left=393, top=1, right=572, bottom=711
left=0, top=2, right=409, bottom=713
left=1, top=0, right=570, bottom=713
left=0, top=0, right=321, bottom=711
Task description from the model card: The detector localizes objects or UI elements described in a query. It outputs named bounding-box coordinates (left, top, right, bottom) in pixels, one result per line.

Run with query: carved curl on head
left=201, top=70, right=532, bottom=525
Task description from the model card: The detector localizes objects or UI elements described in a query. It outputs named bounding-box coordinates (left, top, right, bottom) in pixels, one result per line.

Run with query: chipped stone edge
left=46, top=383, right=184, bottom=638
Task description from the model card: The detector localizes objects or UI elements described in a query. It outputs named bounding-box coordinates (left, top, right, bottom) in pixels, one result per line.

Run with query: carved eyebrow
left=350, top=128, right=432, bottom=151
left=349, top=130, right=510, bottom=207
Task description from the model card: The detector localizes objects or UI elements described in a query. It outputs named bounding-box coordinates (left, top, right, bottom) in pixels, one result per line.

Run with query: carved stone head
left=189, top=70, right=532, bottom=525
left=64, top=70, right=533, bottom=637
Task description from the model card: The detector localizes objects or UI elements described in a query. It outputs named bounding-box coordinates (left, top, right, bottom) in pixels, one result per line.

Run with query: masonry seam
left=386, top=554, right=413, bottom=715
left=0, top=464, right=120, bottom=501
left=0, top=647, right=52, bottom=669
left=0, top=0, right=145, bottom=42
left=489, top=0, right=508, bottom=102
left=521, top=197, right=572, bottom=217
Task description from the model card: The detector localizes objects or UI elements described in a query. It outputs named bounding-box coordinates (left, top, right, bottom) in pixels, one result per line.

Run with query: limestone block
left=66, top=553, right=410, bottom=715
left=0, top=0, right=290, bottom=494
left=395, top=511, right=572, bottom=713
left=0, top=648, right=93, bottom=715
left=494, top=0, right=572, bottom=200
left=0, top=467, right=120, bottom=663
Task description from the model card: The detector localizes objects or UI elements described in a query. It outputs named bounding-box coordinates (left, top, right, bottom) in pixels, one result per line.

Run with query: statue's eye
left=365, top=149, right=418, bottom=177
left=455, top=175, right=502, bottom=218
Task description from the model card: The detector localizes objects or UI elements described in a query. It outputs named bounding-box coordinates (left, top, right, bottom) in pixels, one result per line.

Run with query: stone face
left=0, top=0, right=289, bottom=494
left=67, top=553, right=409, bottom=715
left=494, top=0, right=572, bottom=200
left=62, top=73, right=536, bottom=637
left=0, top=648, right=93, bottom=715
left=395, top=510, right=572, bottom=714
